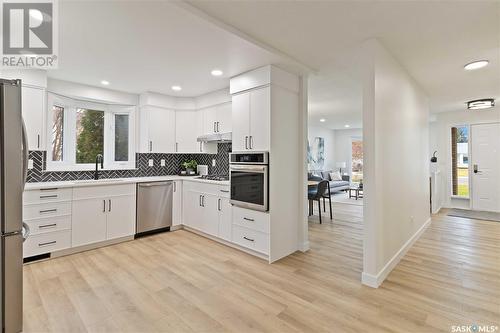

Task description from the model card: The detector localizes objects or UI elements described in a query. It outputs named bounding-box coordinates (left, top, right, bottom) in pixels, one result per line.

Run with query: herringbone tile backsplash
left=27, top=143, right=231, bottom=183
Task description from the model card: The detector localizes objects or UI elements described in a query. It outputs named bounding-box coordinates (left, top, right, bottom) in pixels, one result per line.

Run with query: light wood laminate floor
left=23, top=204, right=500, bottom=332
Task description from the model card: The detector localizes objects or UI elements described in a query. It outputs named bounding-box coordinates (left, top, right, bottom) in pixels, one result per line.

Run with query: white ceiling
left=187, top=1, right=500, bottom=129
left=48, top=1, right=301, bottom=97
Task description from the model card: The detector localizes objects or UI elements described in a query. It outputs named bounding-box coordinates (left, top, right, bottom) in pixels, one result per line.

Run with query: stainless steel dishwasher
left=136, top=181, right=173, bottom=237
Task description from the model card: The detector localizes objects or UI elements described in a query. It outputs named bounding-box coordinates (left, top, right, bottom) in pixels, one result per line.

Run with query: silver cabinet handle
left=39, top=194, right=58, bottom=199
left=39, top=209, right=57, bottom=214
left=249, top=136, right=253, bottom=149
left=243, top=236, right=254, bottom=242
left=216, top=122, right=220, bottom=133
left=199, top=195, right=202, bottom=207
left=243, top=217, right=254, bottom=222
left=218, top=198, right=221, bottom=211
left=108, top=199, right=111, bottom=212
left=38, top=240, right=56, bottom=247
left=176, top=142, right=179, bottom=152
left=21, top=118, right=29, bottom=188
left=149, top=141, right=152, bottom=152
left=103, top=200, right=106, bottom=212
left=202, top=195, right=205, bottom=207
left=173, top=182, right=176, bottom=192
left=220, top=189, right=229, bottom=193
left=213, top=122, right=216, bottom=133
left=245, top=136, right=248, bottom=149
left=37, top=134, right=40, bottom=148
left=39, top=223, right=57, bottom=229
left=40, top=188, right=58, bottom=191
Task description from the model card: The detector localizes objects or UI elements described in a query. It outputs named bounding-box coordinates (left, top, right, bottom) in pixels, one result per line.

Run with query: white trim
left=362, top=217, right=431, bottom=288
left=299, top=241, right=310, bottom=252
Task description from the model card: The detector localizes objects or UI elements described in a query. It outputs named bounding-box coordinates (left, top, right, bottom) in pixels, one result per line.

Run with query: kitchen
left=0, top=2, right=305, bottom=329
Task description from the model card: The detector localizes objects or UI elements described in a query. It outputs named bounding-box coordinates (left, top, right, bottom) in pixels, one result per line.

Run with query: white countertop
left=25, top=175, right=230, bottom=190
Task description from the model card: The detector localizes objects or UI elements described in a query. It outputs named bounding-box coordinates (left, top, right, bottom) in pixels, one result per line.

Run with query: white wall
left=333, top=128, right=363, bottom=178
left=307, top=125, right=335, bottom=171
left=430, top=106, right=500, bottom=210
left=362, top=39, right=430, bottom=288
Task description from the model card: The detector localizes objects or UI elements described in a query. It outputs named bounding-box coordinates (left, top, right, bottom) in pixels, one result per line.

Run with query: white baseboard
left=362, top=217, right=431, bottom=288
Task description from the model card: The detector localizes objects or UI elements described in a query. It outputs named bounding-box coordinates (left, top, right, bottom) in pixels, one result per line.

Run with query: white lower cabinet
left=218, top=197, right=232, bottom=242
left=231, top=206, right=270, bottom=255
left=183, top=182, right=232, bottom=240
left=72, top=184, right=136, bottom=248
left=72, top=198, right=107, bottom=247
left=23, top=230, right=71, bottom=258
left=172, top=180, right=182, bottom=226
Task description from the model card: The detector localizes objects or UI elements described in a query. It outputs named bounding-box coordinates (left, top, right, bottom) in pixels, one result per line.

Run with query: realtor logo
left=1, top=0, right=58, bottom=68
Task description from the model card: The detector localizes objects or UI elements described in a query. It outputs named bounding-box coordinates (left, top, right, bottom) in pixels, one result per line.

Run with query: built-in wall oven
left=229, top=152, right=269, bottom=212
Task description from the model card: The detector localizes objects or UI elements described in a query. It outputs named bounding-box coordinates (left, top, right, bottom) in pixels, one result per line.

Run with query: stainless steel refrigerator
left=1, top=79, right=29, bottom=333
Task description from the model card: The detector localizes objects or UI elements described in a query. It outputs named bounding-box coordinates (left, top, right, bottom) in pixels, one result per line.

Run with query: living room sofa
left=308, top=170, right=350, bottom=193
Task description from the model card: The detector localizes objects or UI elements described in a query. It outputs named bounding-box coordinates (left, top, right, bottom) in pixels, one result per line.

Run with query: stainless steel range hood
left=197, top=132, right=232, bottom=143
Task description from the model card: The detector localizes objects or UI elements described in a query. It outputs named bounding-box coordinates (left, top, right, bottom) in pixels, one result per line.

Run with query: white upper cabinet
left=216, top=102, right=232, bottom=133
left=142, top=106, right=176, bottom=153
left=202, top=106, right=217, bottom=134
left=175, top=110, right=200, bottom=153
left=231, top=87, right=270, bottom=152
left=231, top=92, right=251, bottom=151
left=22, top=86, right=45, bottom=150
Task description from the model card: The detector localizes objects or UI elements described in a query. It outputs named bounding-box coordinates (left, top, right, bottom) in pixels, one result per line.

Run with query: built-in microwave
left=229, top=152, right=269, bottom=212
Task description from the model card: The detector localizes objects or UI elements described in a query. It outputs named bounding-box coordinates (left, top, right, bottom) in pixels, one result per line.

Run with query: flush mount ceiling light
left=211, top=69, right=223, bottom=76
left=100, top=80, right=110, bottom=86
left=464, top=60, right=489, bottom=71
left=319, top=118, right=326, bottom=122
left=171, top=85, right=182, bottom=91
left=344, top=124, right=350, bottom=128
left=467, top=98, right=495, bottom=110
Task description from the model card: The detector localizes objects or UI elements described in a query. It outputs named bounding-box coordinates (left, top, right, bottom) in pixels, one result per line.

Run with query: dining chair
left=308, top=180, right=332, bottom=224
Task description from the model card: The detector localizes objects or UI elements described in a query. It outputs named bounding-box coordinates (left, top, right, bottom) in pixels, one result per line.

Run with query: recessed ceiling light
left=464, top=60, right=489, bottom=71
left=344, top=124, right=350, bottom=128
left=101, top=80, right=110, bottom=86
left=171, top=85, right=182, bottom=91
left=467, top=98, right=495, bottom=110
left=319, top=118, right=326, bottom=122
left=211, top=69, right=223, bottom=76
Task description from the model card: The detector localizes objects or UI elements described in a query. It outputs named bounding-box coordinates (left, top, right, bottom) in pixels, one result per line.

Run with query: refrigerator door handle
left=21, top=118, right=29, bottom=189
left=22, top=222, right=30, bottom=242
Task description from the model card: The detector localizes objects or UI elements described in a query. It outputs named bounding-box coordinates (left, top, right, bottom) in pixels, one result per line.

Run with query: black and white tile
left=27, top=142, right=231, bottom=183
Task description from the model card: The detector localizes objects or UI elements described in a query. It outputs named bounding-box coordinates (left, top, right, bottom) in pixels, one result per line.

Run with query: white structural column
left=362, top=39, right=431, bottom=288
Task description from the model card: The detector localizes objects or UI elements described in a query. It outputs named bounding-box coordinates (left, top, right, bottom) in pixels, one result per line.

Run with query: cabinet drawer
left=24, top=215, right=71, bottom=235
left=183, top=181, right=228, bottom=196
left=218, top=186, right=230, bottom=198
left=23, top=230, right=71, bottom=258
left=232, top=207, right=270, bottom=234
left=73, top=184, right=135, bottom=200
left=232, top=225, right=269, bottom=255
left=23, top=202, right=72, bottom=220
left=24, top=188, right=73, bottom=204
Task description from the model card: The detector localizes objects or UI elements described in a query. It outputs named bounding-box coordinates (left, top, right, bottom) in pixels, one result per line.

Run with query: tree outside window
left=76, top=109, right=104, bottom=164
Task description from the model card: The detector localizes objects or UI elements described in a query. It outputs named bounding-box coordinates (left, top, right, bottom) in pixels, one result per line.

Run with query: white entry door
left=471, top=123, right=500, bottom=212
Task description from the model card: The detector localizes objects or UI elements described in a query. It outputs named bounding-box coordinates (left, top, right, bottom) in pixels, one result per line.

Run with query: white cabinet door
left=231, top=92, right=250, bottom=151
left=175, top=110, right=199, bottom=152
left=183, top=190, right=202, bottom=229
left=249, top=87, right=270, bottom=151
left=22, top=86, right=45, bottom=150
left=218, top=197, right=232, bottom=242
left=203, top=106, right=217, bottom=134
left=216, top=102, right=232, bottom=133
left=148, top=107, right=176, bottom=153
left=72, top=198, right=107, bottom=247
left=199, top=194, right=219, bottom=237
left=172, top=181, right=182, bottom=226
left=106, top=195, right=136, bottom=240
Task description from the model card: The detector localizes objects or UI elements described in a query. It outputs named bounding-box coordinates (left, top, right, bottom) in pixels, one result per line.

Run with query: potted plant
left=181, top=159, right=198, bottom=175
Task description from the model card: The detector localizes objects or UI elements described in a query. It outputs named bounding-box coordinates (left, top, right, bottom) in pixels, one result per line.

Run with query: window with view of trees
left=51, top=105, right=64, bottom=162
left=451, top=125, right=469, bottom=197
left=46, top=93, right=135, bottom=171
left=351, top=139, right=363, bottom=183
left=76, top=109, right=104, bottom=164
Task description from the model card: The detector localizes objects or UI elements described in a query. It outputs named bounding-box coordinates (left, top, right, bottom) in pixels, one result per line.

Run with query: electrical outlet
left=148, top=159, right=154, bottom=167
left=212, top=159, right=216, bottom=167
left=28, top=159, right=34, bottom=169
left=160, top=159, right=166, bottom=167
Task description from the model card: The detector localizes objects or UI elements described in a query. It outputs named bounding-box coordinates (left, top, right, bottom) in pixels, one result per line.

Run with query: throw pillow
left=330, top=171, right=342, bottom=181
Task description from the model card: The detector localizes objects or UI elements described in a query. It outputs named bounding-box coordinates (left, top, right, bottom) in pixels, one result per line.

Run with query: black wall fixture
left=430, top=151, right=437, bottom=163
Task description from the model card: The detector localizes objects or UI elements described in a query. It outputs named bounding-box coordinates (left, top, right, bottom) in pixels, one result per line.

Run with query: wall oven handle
left=230, top=165, right=267, bottom=172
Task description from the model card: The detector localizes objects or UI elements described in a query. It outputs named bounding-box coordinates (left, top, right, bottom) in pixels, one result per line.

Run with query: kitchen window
left=46, top=93, right=136, bottom=171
